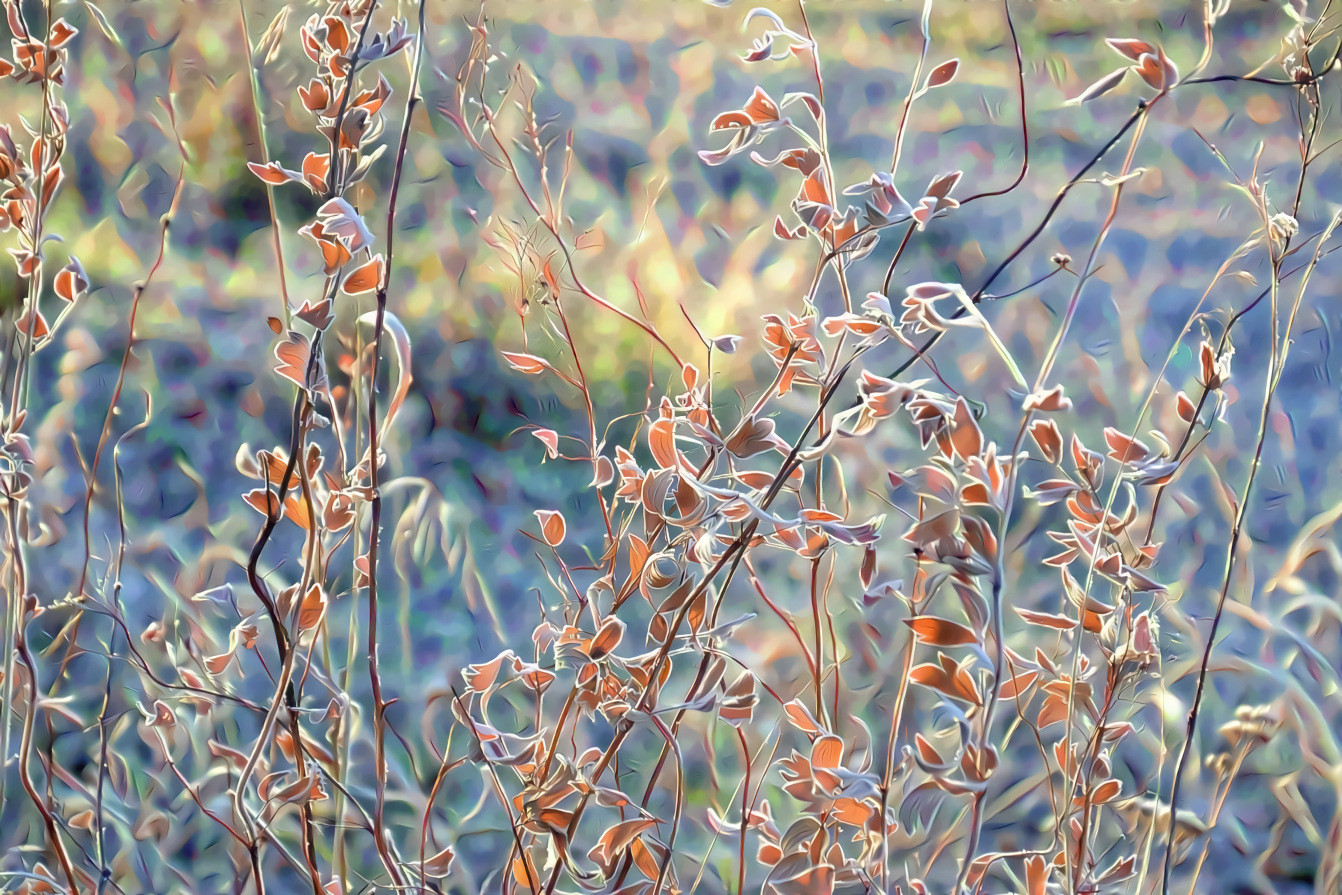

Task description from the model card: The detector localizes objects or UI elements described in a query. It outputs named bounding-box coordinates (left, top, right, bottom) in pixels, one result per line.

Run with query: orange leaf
left=910, top=654, right=981, bottom=704
left=1029, top=419, right=1062, bottom=464
left=910, top=661, right=956, bottom=694
left=1092, top=778, right=1122, bottom=804
left=274, top=331, right=311, bottom=389
left=648, top=417, right=678, bottom=469
left=301, top=151, right=330, bottom=192
left=587, top=617, right=624, bottom=660
left=423, top=844, right=455, bottom=878
left=532, top=428, right=559, bottom=459
left=1026, top=854, right=1048, bottom=895
left=48, top=17, right=78, bottom=48
left=1134, top=53, right=1166, bottom=90
left=296, top=299, right=334, bottom=329
left=592, top=818, right=656, bottom=865
left=324, top=16, right=350, bottom=53
left=464, top=652, right=512, bottom=691
left=501, top=351, right=551, bottom=376
left=536, top=808, right=572, bottom=830
left=1016, top=607, right=1076, bottom=631
left=535, top=509, right=566, bottom=546
left=904, top=616, right=978, bottom=646
left=783, top=698, right=821, bottom=734
left=726, top=415, right=783, bottom=458
left=742, top=86, right=780, bottom=123
left=1105, top=38, right=1156, bottom=61
left=312, top=228, right=351, bottom=274
left=811, top=734, right=843, bottom=770
left=341, top=254, right=384, bottom=295
left=54, top=259, right=87, bottom=303
left=15, top=309, right=48, bottom=339
left=628, top=837, right=661, bottom=881
left=297, top=584, right=327, bottom=631
left=915, top=733, right=943, bottom=765
left=710, top=110, right=753, bottom=131
left=999, top=669, right=1039, bottom=699
left=540, top=258, right=561, bottom=300
left=297, top=78, right=330, bottom=113
left=949, top=397, right=982, bottom=460
left=247, top=160, right=299, bottom=185
left=1198, top=341, right=1219, bottom=387
left=243, top=488, right=280, bottom=519
left=511, top=853, right=540, bottom=890
left=798, top=168, right=830, bottom=206
left=1103, top=427, right=1150, bottom=463
left=628, top=534, right=649, bottom=576
left=1175, top=390, right=1197, bottom=423
left=927, top=58, right=959, bottom=88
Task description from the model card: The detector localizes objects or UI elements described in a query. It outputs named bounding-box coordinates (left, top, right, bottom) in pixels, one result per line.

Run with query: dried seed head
left=1218, top=703, right=1280, bottom=747
left=1269, top=212, right=1299, bottom=243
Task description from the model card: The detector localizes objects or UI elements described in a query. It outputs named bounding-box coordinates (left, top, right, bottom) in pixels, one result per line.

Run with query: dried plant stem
left=9, top=0, right=55, bottom=416
left=0, top=3, right=1332, bottom=892
left=1, top=0, right=58, bottom=820
left=1160, top=212, right=1339, bottom=894
left=5, top=509, right=81, bottom=894
left=552, top=351, right=868, bottom=893
left=957, top=87, right=1156, bottom=895
left=69, top=170, right=183, bottom=641
left=237, top=0, right=294, bottom=329
left=362, top=2, right=426, bottom=889
left=878, top=569, right=926, bottom=889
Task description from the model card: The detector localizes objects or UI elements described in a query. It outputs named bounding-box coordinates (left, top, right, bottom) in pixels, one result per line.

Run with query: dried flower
left=1268, top=212, right=1299, bottom=242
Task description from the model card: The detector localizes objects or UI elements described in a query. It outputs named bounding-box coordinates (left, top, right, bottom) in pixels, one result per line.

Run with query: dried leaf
left=532, top=428, right=559, bottom=459
left=357, top=309, right=413, bottom=443
left=54, top=258, right=87, bottom=302
left=274, top=331, right=312, bottom=390
left=341, top=254, right=384, bottom=295
left=464, top=652, right=513, bottom=691
left=535, top=509, right=566, bottom=547
left=1029, top=419, right=1063, bottom=464
left=16, top=308, right=49, bottom=339
left=783, top=698, right=822, bottom=734
left=588, top=617, right=624, bottom=660
left=1175, top=390, right=1197, bottom=423
left=914, top=733, right=944, bottom=765
left=247, top=160, right=300, bottom=185
left=501, top=351, right=552, bottom=376
left=297, top=584, right=327, bottom=631
left=904, top=616, right=978, bottom=646
left=926, top=58, right=959, bottom=88
left=1016, top=607, right=1076, bottom=630
left=726, top=415, right=785, bottom=458
left=1103, top=427, right=1151, bottom=463
left=423, top=844, right=455, bottom=878
left=1067, top=67, right=1128, bottom=105
left=1092, top=778, right=1122, bottom=804
left=949, top=397, right=983, bottom=461
left=1105, top=38, right=1156, bottom=61
left=811, top=734, right=843, bottom=770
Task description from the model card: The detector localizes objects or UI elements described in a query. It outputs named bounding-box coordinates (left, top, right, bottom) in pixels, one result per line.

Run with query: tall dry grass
left=0, top=1, right=1340, bottom=893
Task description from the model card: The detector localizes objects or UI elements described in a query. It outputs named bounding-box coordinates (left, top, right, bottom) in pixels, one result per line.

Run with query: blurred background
left=2, top=0, right=1340, bottom=891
